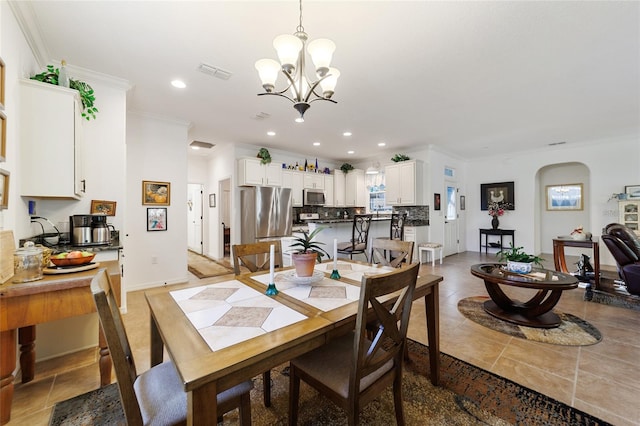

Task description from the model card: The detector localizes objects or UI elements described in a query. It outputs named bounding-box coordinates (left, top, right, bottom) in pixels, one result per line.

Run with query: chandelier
left=255, top=0, right=340, bottom=122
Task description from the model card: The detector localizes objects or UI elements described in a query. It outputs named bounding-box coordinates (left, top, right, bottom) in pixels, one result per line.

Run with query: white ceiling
left=15, top=1, right=640, bottom=162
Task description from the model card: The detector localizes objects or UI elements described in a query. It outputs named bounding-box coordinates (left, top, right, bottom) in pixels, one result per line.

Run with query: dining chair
left=337, top=214, right=373, bottom=261
left=288, top=262, right=419, bottom=426
left=389, top=212, right=407, bottom=240
left=370, top=239, right=414, bottom=268
left=232, top=241, right=283, bottom=407
left=232, top=240, right=283, bottom=275
left=90, top=269, right=253, bottom=425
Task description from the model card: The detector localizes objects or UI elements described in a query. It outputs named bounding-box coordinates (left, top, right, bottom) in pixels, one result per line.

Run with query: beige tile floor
left=6, top=252, right=640, bottom=425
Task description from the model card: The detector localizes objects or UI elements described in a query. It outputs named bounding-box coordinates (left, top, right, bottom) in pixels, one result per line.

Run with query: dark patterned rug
left=49, top=339, right=609, bottom=425
left=458, top=296, right=602, bottom=346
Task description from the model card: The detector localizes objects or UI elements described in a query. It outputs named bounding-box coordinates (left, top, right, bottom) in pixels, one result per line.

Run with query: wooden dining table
left=145, top=259, right=442, bottom=425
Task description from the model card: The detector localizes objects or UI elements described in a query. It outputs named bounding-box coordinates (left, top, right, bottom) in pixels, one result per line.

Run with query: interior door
left=187, top=183, right=203, bottom=254
left=444, top=184, right=459, bottom=256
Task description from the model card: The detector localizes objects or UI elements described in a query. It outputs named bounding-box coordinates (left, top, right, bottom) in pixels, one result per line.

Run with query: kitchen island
left=0, top=261, right=120, bottom=425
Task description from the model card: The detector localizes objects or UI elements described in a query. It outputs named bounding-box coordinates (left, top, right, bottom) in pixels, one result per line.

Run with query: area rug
left=458, top=296, right=602, bottom=346
left=187, top=250, right=233, bottom=278
left=49, top=339, right=609, bottom=426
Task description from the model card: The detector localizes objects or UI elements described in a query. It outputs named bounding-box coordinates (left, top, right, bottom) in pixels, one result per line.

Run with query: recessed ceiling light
left=343, top=132, right=352, bottom=137
left=347, top=150, right=354, bottom=154
left=171, top=80, right=186, bottom=89
left=267, top=131, right=276, bottom=136
left=313, top=142, right=320, bottom=146
left=378, top=142, right=386, bottom=147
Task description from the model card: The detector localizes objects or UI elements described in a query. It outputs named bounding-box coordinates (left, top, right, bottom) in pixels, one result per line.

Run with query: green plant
left=496, top=244, right=544, bottom=266
left=31, top=64, right=99, bottom=120
left=391, top=154, right=410, bottom=162
left=290, top=227, right=330, bottom=263
left=340, top=163, right=354, bottom=173
left=257, top=148, right=271, bottom=164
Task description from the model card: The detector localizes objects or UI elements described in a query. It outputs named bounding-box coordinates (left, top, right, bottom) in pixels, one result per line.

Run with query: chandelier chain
left=297, top=0, right=304, bottom=33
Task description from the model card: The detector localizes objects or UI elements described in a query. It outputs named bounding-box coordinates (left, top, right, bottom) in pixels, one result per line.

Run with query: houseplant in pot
left=290, top=228, right=330, bottom=277
left=496, top=244, right=544, bottom=274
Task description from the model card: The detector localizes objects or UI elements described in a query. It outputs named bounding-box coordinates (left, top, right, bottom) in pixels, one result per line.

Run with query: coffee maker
left=91, top=215, right=111, bottom=245
left=70, top=215, right=92, bottom=246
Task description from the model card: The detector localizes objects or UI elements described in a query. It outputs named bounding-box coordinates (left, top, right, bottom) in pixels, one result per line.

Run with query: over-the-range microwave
left=303, top=188, right=326, bottom=206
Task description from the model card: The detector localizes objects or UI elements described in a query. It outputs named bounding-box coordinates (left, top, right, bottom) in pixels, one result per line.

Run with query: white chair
left=418, top=242, right=443, bottom=266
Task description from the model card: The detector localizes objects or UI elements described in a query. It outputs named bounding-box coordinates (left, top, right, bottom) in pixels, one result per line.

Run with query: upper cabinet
left=619, top=200, right=640, bottom=235
left=385, top=160, right=422, bottom=206
left=303, top=173, right=324, bottom=190
left=20, top=79, right=85, bottom=199
left=345, top=169, right=366, bottom=207
left=282, top=170, right=304, bottom=207
left=324, top=175, right=334, bottom=207
left=237, top=158, right=282, bottom=187
left=333, top=170, right=346, bottom=207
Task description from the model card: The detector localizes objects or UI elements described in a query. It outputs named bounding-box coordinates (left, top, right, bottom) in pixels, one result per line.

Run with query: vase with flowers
left=487, top=201, right=512, bottom=229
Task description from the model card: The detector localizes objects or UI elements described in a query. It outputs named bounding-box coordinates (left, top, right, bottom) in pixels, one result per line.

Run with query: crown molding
left=8, top=0, right=49, bottom=67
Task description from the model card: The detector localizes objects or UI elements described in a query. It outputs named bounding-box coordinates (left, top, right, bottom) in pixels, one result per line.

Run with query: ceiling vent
left=548, top=141, right=567, bottom=146
left=198, top=63, right=232, bottom=80
left=251, top=112, right=271, bottom=120
left=190, top=140, right=215, bottom=149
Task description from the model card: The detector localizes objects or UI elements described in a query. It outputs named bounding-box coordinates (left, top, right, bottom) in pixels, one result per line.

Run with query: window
left=366, top=172, right=392, bottom=213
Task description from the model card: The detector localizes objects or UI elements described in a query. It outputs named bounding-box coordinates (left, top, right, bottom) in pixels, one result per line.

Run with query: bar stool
left=418, top=242, right=443, bottom=266
left=337, top=214, right=373, bottom=261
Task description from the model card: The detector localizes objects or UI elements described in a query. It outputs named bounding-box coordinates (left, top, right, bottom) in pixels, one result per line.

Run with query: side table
left=479, top=229, right=515, bottom=253
left=552, top=237, right=600, bottom=290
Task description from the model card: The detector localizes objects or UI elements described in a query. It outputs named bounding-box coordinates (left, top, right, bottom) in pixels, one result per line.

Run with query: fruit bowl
left=50, top=252, right=96, bottom=267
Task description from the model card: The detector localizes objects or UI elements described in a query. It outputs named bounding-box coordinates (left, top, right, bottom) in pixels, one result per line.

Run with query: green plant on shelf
left=496, top=244, right=544, bottom=266
left=391, top=154, right=410, bottom=162
left=31, top=64, right=99, bottom=120
left=340, top=163, right=354, bottom=174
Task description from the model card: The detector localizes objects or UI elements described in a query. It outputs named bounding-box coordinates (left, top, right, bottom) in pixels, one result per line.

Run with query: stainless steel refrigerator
left=240, top=187, right=293, bottom=245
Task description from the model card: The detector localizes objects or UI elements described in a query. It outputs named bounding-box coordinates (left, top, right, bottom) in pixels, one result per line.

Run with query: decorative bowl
left=50, top=253, right=95, bottom=267
left=506, top=261, right=532, bottom=274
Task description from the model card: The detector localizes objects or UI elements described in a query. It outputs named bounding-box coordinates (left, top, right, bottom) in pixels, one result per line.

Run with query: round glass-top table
left=470, top=263, right=579, bottom=328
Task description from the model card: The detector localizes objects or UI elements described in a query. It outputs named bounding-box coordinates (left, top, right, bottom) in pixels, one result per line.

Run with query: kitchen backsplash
left=293, top=205, right=429, bottom=226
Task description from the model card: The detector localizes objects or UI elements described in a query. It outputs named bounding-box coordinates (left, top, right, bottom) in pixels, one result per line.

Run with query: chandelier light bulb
left=319, top=67, right=340, bottom=98
left=307, top=38, right=336, bottom=77
left=255, top=59, right=281, bottom=92
left=273, top=34, right=303, bottom=73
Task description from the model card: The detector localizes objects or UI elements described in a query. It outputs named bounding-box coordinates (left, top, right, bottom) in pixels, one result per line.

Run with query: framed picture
left=0, top=56, right=4, bottom=109
left=142, top=180, right=170, bottom=205
left=0, top=111, right=5, bottom=162
left=0, top=169, right=9, bottom=210
left=546, top=183, right=583, bottom=211
left=434, top=193, right=441, bottom=211
left=209, top=193, right=216, bottom=207
left=480, top=181, right=515, bottom=210
left=90, top=200, right=117, bottom=216
left=460, top=195, right=466, bottom=211
left=147, top=208, right=167, bottom=231
left=625, top=185, right=640, bottom=200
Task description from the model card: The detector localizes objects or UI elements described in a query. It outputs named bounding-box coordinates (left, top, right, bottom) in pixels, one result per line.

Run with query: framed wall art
left=625, top=185, right=640, bottom=199
left=434, top=193, right=441, bottom=211
left=0, top=56, right=5, bottom=109
left=546, top=183, right=583, bottom=211
left=142, top=180, right=170, bottom=205
left=0, top=111, right=5, bottom=162
left=147, top=208, right=167, bottom=231
left=480, top=181, right=515, bottom=210
left=209, top=193, right=216, bottom=207
left=91, top=199, right=117, bottom=216
left=0, top=169, right=9, bottom=210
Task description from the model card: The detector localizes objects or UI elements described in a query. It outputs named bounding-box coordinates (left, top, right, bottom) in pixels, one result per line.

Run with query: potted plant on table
left=290, top=228, right=330, bottom=277
left=496, top=244, right=544, bottom=274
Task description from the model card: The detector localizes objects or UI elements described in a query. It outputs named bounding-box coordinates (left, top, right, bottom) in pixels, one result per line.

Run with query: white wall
left=125, top=113, right=189, bottom=291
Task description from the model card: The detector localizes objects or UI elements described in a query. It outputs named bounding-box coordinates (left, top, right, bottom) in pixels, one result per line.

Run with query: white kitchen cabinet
left=619, top=200, right=640, bottom=235
left=237, top=158, right=282, bottom=186
left=385, top=160, right=421, bottom=206
left=20, top=79, right=85, bottom=199
left=303, top=173, right=324, bottom=189
left=404, top=225, right=429, bottom=262
left=345, top=169, right=366, bottom=207
left=334, top=170, right=346, bottom=207
left=324, top=175, right=334, bottom=207
left=282, top=170, right=304, bottom=207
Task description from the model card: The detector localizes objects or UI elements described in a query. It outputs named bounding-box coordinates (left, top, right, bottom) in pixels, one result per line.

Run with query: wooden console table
left=479, top=228, right=515, bottom=253
left=0, top=261, right=120, bottom=425
left=552, top=238, right=600, bottom=290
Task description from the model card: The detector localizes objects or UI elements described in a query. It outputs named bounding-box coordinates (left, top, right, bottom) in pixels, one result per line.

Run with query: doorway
left=219, top=178, right=231, bottom=258
left=443, top=183, right=459, bottom=256
left=187, top=183, right=204, bottom=254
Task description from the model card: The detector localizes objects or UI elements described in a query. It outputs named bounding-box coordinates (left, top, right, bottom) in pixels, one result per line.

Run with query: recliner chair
left=601, top=223, right=640, bottom=295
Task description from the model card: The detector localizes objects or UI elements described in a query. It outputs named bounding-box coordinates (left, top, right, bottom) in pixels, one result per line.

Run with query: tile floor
left=6, top=252, right=640, bottom=425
